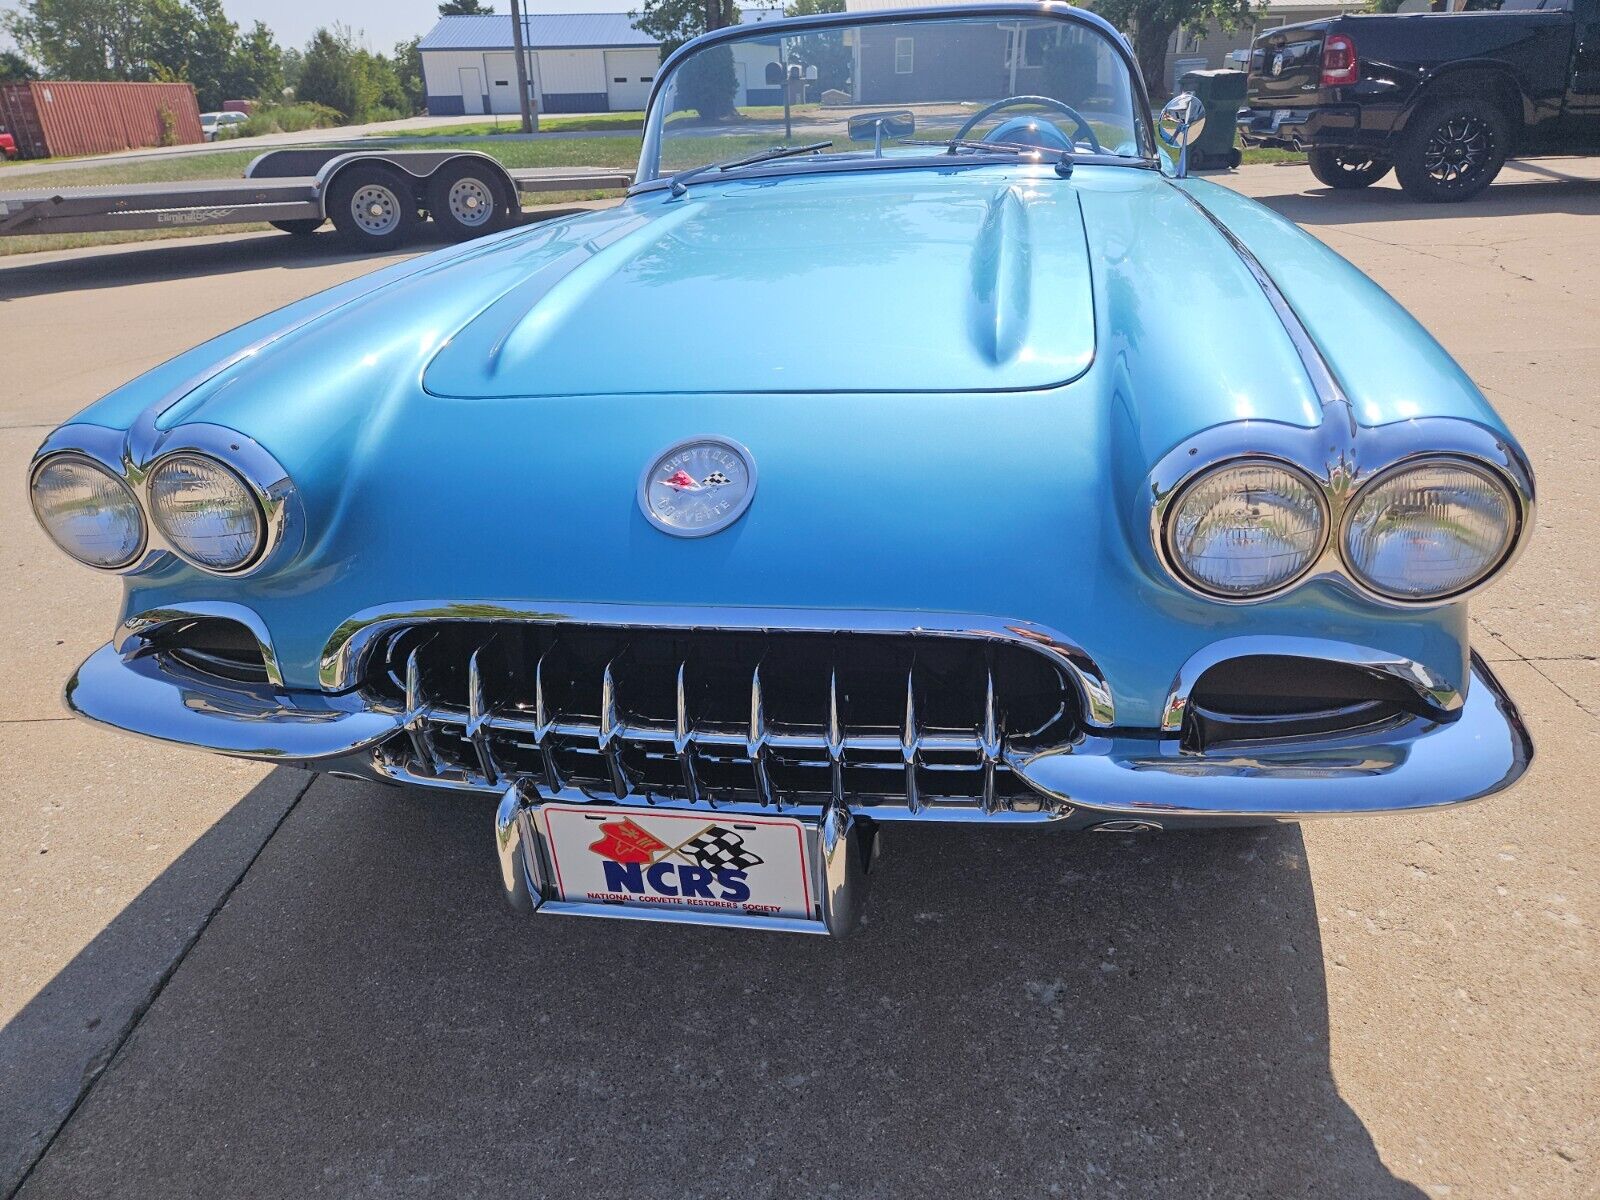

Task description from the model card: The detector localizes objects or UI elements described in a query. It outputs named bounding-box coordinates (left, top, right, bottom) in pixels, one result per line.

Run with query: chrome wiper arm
left=668, top=141, right=834, bottom=196
left=901, top=138, right=1074, bottom=176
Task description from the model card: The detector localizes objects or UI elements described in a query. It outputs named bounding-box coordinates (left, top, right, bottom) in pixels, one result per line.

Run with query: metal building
left=419, top=14, right=662, bottom=116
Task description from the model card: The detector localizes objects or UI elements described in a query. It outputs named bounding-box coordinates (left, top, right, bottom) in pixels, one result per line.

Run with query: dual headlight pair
left=1163, top=456, right=1522, bottom=603
left=31, top=452, right=268, bottom=574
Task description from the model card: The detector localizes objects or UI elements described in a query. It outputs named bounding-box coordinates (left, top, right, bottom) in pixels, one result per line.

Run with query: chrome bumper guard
left=65, top=638, right=1529, bottom=825
left=494, top=783, right=873, bottom=936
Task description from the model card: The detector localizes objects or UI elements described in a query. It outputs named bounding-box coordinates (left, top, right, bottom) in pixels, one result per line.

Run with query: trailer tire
left=327, top=165, right=419, bottom=250
left=427, top=160, right=516, bottom=241
left=270, top=219, right=325, bottom=236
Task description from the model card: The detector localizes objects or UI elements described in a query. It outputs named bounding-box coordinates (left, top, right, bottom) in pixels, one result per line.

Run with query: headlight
left=1343, top=458, right=1518, bottom=601
left=147, top=453, right=265, bottom=573
left=1164, top=459, right=1326, bottom=598
left=30, top=454, right=146, bottom=570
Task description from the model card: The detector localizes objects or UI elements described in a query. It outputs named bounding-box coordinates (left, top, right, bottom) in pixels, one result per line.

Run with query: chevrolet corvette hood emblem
left=638, top=437, right=756, bottom=537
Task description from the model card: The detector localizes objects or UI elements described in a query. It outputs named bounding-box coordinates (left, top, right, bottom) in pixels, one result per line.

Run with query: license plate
left=539, top=805, right=814, bottom=922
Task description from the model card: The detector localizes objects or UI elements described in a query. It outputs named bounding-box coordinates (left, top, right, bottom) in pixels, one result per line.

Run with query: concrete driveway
left=1, top=159, right=1595, bottom=1199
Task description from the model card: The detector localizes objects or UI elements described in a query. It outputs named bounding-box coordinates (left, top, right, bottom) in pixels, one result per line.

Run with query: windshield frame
left=632, top=2, right=1158, bottom=192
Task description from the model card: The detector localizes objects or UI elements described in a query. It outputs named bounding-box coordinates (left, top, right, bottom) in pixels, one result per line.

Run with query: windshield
left=639, top=10, right=1150, bottom=184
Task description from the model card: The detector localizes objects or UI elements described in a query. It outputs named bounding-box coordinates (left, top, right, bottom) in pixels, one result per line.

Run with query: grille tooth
left=402, top=647, right=439, bottom=777
left=747, top=662, right=775, bottom=808
left=370, top=623, right=1075, bottom=813
left=902, top=665, right=922, bottom=815
left=598, top=658, right=629, bottom=799
left=465, top=648, right=499, bottom=786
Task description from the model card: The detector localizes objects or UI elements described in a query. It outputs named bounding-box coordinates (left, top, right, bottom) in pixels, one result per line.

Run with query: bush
left=237, top=103, right=342, bottom=137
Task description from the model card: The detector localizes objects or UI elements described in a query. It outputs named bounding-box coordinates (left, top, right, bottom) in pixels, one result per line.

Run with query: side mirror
left=848, top=109, right=915, bottom=146
left=1158, top=92, right=1206, bottom=177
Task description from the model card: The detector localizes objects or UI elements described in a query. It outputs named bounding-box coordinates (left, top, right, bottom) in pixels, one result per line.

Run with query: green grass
left=1242, top=146, right=1306, bottom=165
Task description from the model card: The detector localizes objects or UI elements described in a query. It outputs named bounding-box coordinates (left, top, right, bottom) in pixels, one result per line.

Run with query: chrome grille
left=363, top=623, right=1078, bottom=814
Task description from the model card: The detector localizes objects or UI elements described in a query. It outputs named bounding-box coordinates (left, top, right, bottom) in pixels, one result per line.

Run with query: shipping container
left=0, top=81, right=203, bottom=160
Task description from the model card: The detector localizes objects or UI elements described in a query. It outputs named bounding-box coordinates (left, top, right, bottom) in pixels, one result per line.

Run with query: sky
left=220, top=0, right=460, bottom=53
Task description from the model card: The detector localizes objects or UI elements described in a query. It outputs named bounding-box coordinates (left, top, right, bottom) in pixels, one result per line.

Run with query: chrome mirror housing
left=1158, top=92, right=1207, bottom=177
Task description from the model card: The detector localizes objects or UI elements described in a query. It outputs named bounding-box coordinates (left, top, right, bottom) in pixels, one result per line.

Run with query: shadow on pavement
left=1249, top=172, right=1600, bottom=227
left=0, top=229, right=438, bottom=302
left=0, top=771, right=304, bottom=1199
left=11, top=773, right=1427, bottom=1198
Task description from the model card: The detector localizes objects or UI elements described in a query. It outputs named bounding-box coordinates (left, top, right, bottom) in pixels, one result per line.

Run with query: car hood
left=420, top=171, right=1096, bottom=396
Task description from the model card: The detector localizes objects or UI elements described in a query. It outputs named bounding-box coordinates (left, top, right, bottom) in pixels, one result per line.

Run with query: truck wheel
left=327, top=166, right=419, bottom=250
left=427, top=161, right=517, bottom=241
left=270, top=219, right=324, bottom=237
left=1393, top=98, right=1509, bottom=203
left=1308, top=148, right=1392, bottom=189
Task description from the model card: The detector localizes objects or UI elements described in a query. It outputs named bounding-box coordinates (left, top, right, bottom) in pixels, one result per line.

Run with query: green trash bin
left=1177, top=68, right=1247, bottom=170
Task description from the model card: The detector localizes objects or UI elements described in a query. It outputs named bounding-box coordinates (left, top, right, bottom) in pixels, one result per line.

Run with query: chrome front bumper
left=66, top=639, right=1531, bottom=827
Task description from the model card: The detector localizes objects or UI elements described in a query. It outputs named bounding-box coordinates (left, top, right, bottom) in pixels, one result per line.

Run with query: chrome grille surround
left=353, top=614, right=1096, bottom=817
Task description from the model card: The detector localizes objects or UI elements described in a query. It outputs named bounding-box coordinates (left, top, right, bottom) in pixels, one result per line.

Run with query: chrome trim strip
left=1167, top=181, right=1350, bottom=414
left=115, top=601, right=285, bottom=688
left=1158, top=634, right=1463, bottom=733
left=318, top=600, right=1117, bottom=728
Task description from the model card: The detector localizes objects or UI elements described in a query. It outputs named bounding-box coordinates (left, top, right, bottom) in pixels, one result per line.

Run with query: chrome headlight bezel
left=28, top=450, right=149, bottom=571
left=1159, top=456, right=1330, bottom=601
left=1338, top=453, right=1525, bottom=604
left=1148, top=417, right=1534, bottom=609
left=28, top=423, right=299, bottom=579
left=146, top=451, right=269, bottom=575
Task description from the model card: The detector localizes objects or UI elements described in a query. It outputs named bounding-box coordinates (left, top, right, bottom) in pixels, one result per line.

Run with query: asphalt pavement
left=0, top=158, right=1595, bottom=1199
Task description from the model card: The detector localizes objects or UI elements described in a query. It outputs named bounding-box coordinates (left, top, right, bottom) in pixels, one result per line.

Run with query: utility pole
left=508, top=0, right=538, bottom=134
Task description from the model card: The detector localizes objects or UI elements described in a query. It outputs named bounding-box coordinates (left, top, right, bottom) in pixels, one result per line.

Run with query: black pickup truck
left=1235, top=0, right=1600, bottom=200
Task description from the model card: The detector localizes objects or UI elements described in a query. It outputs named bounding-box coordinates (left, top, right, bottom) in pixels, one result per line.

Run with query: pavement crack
left=4, top=772, right=317, bottom=1200
left=0, top=715, right=75, bottom=725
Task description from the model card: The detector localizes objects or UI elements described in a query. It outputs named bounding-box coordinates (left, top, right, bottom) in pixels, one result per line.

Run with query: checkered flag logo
left=701, top=471, right=731, bottom=487
left=677, top=824, right=764, bottom=873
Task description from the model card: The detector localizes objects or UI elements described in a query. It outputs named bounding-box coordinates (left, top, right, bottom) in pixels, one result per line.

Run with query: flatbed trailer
left=0, top=147, right=632, bottom=251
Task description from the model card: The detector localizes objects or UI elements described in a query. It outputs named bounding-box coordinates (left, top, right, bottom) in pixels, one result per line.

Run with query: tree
left=226, top=21, right=285, bottom=103
left=438, top=0, right=495, bottom=13
left=0, top=49, right=36, bottom=82
left=1085, top=0, right=1257, bottom=100
left=2, top=0, right=161, bottom=79
left=631, top=0, right=737, bottom=58
left=295, top=26, right=367, bottom=120
left=393, top=36, right=425, bottom=115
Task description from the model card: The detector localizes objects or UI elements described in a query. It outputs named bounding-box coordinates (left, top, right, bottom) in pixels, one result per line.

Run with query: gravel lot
left=1, top=158, right=1595, bottom=1199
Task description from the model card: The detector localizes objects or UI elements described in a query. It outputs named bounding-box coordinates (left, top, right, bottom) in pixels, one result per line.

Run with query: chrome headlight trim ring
left=1337, top=452, right=1528, bottom=605
left=141, top=424, right=300, bottom=578
left=28, top=449, right=149, bottom=571
left=1157, top=455, right=1331, bottom=602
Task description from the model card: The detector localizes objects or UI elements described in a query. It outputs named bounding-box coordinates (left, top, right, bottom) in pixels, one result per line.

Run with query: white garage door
left=604, top=50, right=659, bottom=112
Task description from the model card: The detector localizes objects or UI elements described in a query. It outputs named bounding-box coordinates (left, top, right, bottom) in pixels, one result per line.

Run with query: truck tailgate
left=1247, top=24, right=1328, bottom=107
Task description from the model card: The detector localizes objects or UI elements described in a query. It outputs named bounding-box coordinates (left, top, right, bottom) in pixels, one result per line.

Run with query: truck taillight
left=1321, top=33, right=1358, bottom=87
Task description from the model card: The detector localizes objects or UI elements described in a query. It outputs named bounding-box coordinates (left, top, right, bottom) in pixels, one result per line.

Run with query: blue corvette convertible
left=29, top=4, right=1533, bottom=935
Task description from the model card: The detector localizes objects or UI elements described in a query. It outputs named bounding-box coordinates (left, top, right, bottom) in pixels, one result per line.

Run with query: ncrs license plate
left=495, top=790, right=872, bottom=936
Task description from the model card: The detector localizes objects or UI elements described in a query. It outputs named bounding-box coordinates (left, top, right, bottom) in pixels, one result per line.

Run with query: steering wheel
left=953, top=95, right=1102, bottom=155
